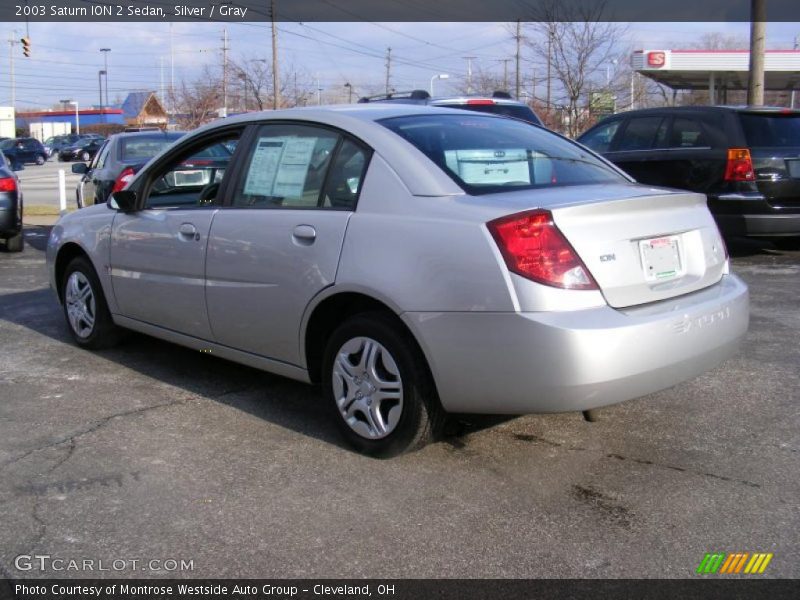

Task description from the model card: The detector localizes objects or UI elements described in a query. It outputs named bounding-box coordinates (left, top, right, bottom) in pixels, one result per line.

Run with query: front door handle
left=179, top=222, right=200, bottom=241
left=292, top=224, right=316, bottom=245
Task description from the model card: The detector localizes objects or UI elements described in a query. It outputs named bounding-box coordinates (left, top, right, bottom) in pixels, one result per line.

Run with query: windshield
left=0, top=139, right=15, bottom=150
left=380, top=114, right=623, bottom=194
left=740, top=113, right=800, bottom=147
left=119, top=133, right=184, bottom=163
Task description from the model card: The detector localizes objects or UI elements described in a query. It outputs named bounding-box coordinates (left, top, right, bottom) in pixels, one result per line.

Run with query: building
left=120, top=92, right=168, bottom=128
left=633, top=49, right=800, bottom=105
left=15, top=108, right=125, bottom=136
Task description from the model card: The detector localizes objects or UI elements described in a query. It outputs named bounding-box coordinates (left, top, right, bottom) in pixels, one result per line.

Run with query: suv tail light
left=488, top=210, right=598, bottom=290
left=724, top=148, right=755, bottom=182
left=112, top=167, right=135, bottom=193
left=0, top=177, right=17, bottom=192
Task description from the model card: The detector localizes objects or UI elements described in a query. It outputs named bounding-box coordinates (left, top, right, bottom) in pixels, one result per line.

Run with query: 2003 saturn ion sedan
left=47, top=105, right=749, bottom=457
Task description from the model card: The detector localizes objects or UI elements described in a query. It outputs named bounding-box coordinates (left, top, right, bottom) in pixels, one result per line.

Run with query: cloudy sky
left=1, top=20, right=798, bottom=110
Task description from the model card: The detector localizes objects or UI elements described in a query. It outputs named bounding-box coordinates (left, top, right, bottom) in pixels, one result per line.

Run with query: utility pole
left=747, top=0, right=766, bottom=106
left=385, top=47, right=392, bottom=94
left=100, top=48, right=110, bottom=107
left=8, top=36, right=15, bottom=110
left=170, top=23, right=175, bottom=117
left=499, top=58, right=511, bottom=91
left=463, top=56, right=477, bottom=94
left=546, top=29, right=552, bottom=117
left=515, top=20, right=521, bottom=98
left=791, top=35, right=798, bottom=109
left=221, top=27, right=229, bottom=117
left=271, top=0, right=280, bottom=109
left=160, top=56, right=165, bottom=108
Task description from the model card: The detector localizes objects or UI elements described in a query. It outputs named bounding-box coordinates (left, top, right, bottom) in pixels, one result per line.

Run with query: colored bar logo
left=696, top=552, right=773, bottom=574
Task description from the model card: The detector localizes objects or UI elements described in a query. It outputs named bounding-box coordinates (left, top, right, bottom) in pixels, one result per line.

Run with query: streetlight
left=98, top=70, right=106, bottom=110
left=430, top=73, right=449, bottom=96
left=606, top=59, right=618, bottom=87
left=60, top=99, right=79, bottom=134
left=100, top=48, right=111, bottom=108
left=344, top=82, right=354, bottom=103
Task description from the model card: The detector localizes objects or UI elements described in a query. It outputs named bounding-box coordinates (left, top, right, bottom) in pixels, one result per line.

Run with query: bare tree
left=171, top=67, right=222, bottom=129
left=689, top=32, right=749, bottom=50
left=452, top=65, right=508, bottom=96
left=232, top=56, right=315, bottom=110
left=524, top=0, right=628, bottom=137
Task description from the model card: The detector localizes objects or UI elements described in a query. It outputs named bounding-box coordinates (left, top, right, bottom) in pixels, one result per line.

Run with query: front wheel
left=62, top=256, right=121, bottom=349
left=35, top=154, right=45, bottom=165
left=322, top=313, right=444, bottom=457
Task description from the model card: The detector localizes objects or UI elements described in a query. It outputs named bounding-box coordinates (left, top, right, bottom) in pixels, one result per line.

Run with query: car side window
left=615, top=117, right=667, bottom=152
left=144, top=132, right=241, bottom=209
left=233, top=124, right=340, bottom=209
left=669, top=117, right=709, bottom=148
left=321, top=138, right=370, bottom=210
left=93, top=142, right=110, bottom=169
left=580, top=120, right=622, bottom=153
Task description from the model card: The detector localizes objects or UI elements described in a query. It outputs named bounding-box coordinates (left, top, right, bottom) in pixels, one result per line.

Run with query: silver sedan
left=47, top=105, right=749, bottom=456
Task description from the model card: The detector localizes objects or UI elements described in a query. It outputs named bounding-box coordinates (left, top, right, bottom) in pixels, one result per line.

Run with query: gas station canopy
left=632, top=49, right=800, bottom=102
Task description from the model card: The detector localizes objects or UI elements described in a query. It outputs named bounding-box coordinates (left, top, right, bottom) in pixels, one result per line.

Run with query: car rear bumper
left=710, top=192, right=800, bottom=236
left=404, top=273, right=749, bottom=414
left=0, top=206, right=19, bottom=234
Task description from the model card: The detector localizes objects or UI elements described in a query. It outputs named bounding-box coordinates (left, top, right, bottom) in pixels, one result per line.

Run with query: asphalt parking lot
left=0, top=228, right=798, bottom=579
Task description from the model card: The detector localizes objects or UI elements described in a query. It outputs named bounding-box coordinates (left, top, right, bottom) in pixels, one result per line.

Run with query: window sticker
left=242, top=136, right=318, bottom=199
left=444, top=149, right=530, bottom=185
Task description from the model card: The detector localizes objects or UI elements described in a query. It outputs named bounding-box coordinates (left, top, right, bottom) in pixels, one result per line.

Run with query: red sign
left=647, top=51, right=666, bottom=67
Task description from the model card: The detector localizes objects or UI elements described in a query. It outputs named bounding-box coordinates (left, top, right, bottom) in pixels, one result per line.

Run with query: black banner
left=1, top=0, right=799, bottom=23
left=2, top=580, right=800, bottom=600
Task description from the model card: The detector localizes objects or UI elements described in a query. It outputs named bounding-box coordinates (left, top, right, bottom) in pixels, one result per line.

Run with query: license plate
left=639, top=235, right=683, bottom=282
left=174, top=169, right=209, bottom=186
left=786, top=159, right=800, bottom=179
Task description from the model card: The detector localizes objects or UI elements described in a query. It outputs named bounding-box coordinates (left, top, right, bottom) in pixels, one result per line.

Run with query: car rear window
left=380, top=114, right=624, bottom=195
left=119, top=134, right=184, bottom=162
left=435, top=102, right=542, bottom=125
left=739, top=113, right=800, bottom=147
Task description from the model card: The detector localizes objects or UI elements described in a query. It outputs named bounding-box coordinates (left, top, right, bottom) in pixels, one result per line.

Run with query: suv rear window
left=739, top=113, right=800, bottom=147
left=120, top=134, right=184, bottom=162
left=435, top=102, right=542, bottom=125
left=380, top=114, right=623, bottom=195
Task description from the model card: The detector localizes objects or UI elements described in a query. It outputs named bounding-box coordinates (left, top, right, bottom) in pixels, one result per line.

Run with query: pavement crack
left=605, top=453, right=761, bottom=488
left=0, top=399, right=186, bottom=472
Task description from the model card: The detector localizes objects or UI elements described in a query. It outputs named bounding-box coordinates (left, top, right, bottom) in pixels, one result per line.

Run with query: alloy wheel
left=65, top=271, right=96, bottom=339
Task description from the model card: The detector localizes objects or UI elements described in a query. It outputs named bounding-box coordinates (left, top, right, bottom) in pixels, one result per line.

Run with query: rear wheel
left=62, top=256, right=121, bottom=349
left=35, top=154, right=45, bottom=165
left=322, top=312, right=444, bottom=457
left=772, top=237, right=800, bottom=251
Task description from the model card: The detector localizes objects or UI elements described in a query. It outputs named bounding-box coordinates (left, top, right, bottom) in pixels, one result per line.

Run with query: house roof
left=120, top=92, right=161, bottom=119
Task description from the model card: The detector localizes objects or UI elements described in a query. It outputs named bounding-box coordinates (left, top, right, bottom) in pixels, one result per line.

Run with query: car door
left=109, top=127, right=244, bottom=340
left=79, top=141, right=109, bottom=207
left=206, top=122, right=371, bottom=365
left=604, top=115, right=671, bottom=185
left=657, top=114, right=724, bottom=194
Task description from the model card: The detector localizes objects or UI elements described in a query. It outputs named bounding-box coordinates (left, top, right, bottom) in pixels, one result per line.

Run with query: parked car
left=0, top=151, right=24, bottom=252
left=58, top=137, right=105, bottom=162
left=577, top=106, right=800, bottom=244
left=0, top=137, right=47, bottom=166
left=359, top=89, right=543, bottom=126
left=44, top=134, right=85, bottom=158
left=72, top=131, right=186, bottom=208
left=47, top=105, right=749, bottom=456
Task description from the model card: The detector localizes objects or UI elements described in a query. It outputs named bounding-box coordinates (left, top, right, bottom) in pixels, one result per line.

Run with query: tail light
left=0, top=177, right=17, bottom=192
left=724, top=148, right=755, bottom=182
left=488, top=209, right=598, bottom=290
left=112, top=167, right=135, bottom=193
left=466, top=99, right=495, bottom=105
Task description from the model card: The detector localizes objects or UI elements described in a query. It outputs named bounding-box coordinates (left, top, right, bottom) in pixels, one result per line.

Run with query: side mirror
left=71, top=163, right=89, bottom=175
left=109, top=190, right=137, bottom=212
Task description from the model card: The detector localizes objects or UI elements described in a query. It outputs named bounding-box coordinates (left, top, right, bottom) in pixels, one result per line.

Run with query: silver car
left=46, top=105, right=749, bottom=457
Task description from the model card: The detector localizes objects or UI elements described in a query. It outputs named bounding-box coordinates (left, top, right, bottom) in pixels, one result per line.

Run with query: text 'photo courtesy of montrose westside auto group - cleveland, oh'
left=0, top=0, right=798, bottom=598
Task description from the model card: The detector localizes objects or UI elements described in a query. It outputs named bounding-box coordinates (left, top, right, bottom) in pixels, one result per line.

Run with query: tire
left=81, top=151, right=91, bottom=162
left=61, top=256, right=121, bottom=349
left=322, top=312, right=444, bottom=457
left=772, top=237, right=800, bottom=251
left=5, top=230, right=23, bottom=252
left=35, top=154, right=45, bottom=165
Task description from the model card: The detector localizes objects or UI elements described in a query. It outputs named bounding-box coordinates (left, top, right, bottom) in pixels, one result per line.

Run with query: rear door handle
left=179, top=223, right=200, bottom=241
left=292, top=224, right=316, bottom=245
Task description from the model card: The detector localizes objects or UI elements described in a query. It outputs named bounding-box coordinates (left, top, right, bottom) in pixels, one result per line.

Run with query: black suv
left=358, top=90, right=543, bottom=126
left=578, top=106, right=800, bottom=242
left=0, top=137, right=47, bottom=166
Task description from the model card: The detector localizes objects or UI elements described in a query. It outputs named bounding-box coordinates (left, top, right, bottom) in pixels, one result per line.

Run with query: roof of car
left=597, top=105, right=800, bottom=117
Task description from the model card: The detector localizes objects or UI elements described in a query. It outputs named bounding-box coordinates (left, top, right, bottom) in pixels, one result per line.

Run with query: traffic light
left=20, top=37, right=30, bottom=58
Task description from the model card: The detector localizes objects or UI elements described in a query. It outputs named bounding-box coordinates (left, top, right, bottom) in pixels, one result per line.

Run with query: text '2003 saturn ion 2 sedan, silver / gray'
left=47, top=105, right=749, bottom=457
